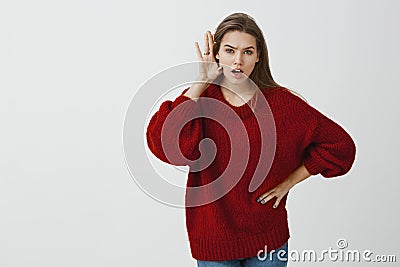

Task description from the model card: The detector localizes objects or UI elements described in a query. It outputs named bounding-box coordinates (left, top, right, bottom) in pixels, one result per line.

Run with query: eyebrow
left=224, top=44, right=255, bottom=50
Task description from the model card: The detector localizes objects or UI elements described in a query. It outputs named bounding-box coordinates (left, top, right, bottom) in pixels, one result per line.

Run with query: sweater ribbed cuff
left=303, top=155, right=325, bottom=175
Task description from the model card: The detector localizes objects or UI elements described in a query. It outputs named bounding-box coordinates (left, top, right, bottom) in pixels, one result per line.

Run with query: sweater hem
left=188, top=222, right=290, bottom=261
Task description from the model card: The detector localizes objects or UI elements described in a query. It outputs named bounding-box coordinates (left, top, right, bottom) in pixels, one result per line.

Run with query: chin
left=223, top=75, right=249, bottom=87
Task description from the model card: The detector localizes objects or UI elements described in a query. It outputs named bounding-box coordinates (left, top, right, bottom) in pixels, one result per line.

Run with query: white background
left=1, top=0, right=399, bottom=266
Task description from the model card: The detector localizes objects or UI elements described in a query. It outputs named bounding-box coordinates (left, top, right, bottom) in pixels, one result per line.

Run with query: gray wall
left=1, top=0, right=398, bottom=266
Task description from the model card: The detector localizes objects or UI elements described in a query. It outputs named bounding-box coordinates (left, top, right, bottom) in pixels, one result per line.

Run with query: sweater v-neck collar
left=206, top=84, right=257, bottom=119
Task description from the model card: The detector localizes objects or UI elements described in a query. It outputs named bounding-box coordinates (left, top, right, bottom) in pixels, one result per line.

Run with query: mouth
left=231, top=68, right=244, bottom=79
left=231, top=68, right=243, bottom=74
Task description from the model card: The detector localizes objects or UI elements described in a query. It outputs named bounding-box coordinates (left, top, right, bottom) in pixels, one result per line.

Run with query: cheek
left=248, top=57, right=258, bottom=68
left=244, top=60, right=258, bottom=75
left=222, top=67, right=231, bottom=77
left=217, top=53, right=232, bottom=64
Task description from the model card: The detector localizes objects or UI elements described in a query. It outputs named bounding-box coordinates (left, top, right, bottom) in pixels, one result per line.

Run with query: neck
left=219, top=78, right=259, bottom=107
left=220, top=78, right=257, bottom=97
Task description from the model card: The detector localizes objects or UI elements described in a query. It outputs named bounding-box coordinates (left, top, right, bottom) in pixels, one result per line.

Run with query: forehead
left=220, top=31, right=257, bottom=48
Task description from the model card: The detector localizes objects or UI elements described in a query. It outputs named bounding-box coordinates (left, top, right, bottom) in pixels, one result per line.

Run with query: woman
left=146, top=13, right=356, bottom=267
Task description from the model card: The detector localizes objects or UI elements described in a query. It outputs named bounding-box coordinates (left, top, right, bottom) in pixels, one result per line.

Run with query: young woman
left=146, top=13, right=356, bottom=267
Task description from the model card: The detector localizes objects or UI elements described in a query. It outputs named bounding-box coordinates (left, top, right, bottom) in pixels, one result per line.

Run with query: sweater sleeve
left=285, top=90, right=356, bottom=177
left=302, top=112, right=356, bottom=177
left=146, top=88, right=203, bottom=167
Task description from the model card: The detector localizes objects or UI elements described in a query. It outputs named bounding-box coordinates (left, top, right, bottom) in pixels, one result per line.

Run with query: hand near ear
left=194, top=30, right=222, bottom=82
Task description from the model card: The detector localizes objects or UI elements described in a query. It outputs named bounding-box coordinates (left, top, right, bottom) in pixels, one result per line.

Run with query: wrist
left=184, top=83, right=208, bottom=101
left=196, top=75, right=213, bottom=83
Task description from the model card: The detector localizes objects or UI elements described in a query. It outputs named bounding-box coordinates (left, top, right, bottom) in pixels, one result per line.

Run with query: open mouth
left=232, top=69, right=243, bottom=74
left=231, top=69, right=244, bottom=79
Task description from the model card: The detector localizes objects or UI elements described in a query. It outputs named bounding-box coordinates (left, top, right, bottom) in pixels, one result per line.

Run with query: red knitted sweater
left=146, top=84, right=356, bottom=261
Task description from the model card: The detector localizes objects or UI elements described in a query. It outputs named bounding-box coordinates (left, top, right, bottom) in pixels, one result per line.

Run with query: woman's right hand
left=184, top=31, right=222, bottom=101
left=195, top=30, right=223, bottom=83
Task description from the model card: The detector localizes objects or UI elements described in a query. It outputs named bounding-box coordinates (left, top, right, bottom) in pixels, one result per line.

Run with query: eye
left=244, top=50, right=253, bottom=55
left=225, top=48, right=234, bottom=54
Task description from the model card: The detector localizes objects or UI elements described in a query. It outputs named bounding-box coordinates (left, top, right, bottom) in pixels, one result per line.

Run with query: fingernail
left=261, top=199, right=266, bottom=204
left=273, top=204, right=277, bottom=208
left=256, top=198, right=261, bottom=203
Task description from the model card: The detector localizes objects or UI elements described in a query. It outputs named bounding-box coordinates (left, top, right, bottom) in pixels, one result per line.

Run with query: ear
left=216, top=52, right=220, bottom=60
left=256, top=54, right=259, bottom=63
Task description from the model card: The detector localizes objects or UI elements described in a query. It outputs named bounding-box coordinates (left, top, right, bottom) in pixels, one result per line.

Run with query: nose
left=234, top=52, right=243, bottom=66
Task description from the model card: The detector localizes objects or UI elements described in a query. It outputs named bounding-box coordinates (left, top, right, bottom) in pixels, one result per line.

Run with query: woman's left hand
left=257, top=181, right=292, bottom=208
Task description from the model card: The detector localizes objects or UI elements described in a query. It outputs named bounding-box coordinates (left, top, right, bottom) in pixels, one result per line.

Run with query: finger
left=259, top=192, right=276, bottom=205
left=207, top=31, right=214, bottom=56
left=257, top=190, right=273, bottom=202
left=273, top=197, right=282, bottom=208
left=204, top=32, right=210, bottom=54
left=194, top=42, right=203, bottom=61
left=261, top=194, right=276, bottom=204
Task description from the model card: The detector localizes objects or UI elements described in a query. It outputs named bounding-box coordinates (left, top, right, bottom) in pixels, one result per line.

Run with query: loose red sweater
left=146, top=84, right=356, bottom=261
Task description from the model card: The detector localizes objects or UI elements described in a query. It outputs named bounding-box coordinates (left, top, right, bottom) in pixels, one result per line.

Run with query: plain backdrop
left=1, top=0, right=399, bottom=266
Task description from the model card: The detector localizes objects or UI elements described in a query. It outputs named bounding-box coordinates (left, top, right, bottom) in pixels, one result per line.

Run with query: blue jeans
left=197, top=242, right=288, bottom=267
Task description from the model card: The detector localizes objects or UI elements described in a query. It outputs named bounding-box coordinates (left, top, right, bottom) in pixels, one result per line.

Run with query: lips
left=231, top=68, right=243, bottom=73
left=231, top=68, right=244, bottom=79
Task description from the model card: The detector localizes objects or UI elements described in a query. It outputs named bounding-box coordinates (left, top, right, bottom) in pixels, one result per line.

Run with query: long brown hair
left=212, top=13, right=281, bottom=90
